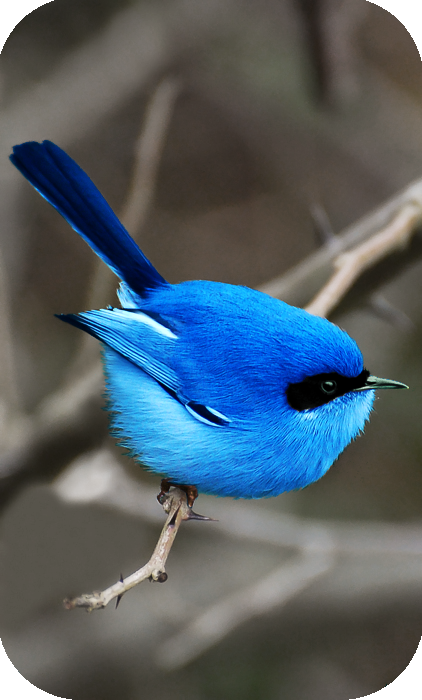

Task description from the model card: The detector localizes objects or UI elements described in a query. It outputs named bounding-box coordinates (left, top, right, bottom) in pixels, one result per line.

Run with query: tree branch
left=305, top=201, right=422, bottom=317
left=259, top=177, right=422, bottom=307
left=63, top=487, right=200, bottom=612
left=54, top=450, right=422, bottom=558
left=55, top=449, right=422, bottom=650
left=120, top=76, right=181, bottom=236
left=157, top=550, right=333, bottom=669
left=66, top=76, right=181, bottom=378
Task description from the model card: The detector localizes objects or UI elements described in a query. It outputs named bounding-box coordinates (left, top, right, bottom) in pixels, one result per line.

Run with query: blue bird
left=10, top=141, right=408, bottom=501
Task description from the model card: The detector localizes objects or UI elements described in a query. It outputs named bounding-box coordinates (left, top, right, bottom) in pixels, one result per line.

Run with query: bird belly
left=102, top=350, right=373, bottom=499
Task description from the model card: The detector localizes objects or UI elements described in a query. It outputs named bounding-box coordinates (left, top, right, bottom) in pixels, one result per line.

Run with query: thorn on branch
left=115, top=574, right=125, bottom=608
left=367, top=294, right=414, bottom=332
left=305, top=202, right=422, bottom=318
left=63, top=486, right=214, bottom=611
left=310, top=202, right=337, bottom=247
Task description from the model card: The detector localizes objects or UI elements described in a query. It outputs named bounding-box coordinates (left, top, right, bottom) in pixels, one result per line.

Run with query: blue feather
left=10, top=141, right=407, bottom=499
left=10, top=141, right=166, bottom=296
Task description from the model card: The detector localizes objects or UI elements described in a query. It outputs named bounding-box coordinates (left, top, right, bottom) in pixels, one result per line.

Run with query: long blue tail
left=10, top=141, right=167, bottom=296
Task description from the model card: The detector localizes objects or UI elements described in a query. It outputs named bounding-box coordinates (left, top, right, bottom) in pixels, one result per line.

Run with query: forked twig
left=157, top=550, right=334, bottom=669
left=304, top=202, right=422, bottom=318
left=64, top=487, right=191, bottom=611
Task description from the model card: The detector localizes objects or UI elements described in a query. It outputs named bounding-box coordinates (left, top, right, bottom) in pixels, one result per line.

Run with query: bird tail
left=10, top=140, right=167, bottom=297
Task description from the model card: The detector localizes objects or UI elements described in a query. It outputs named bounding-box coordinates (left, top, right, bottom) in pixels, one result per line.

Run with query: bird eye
left=321, top=380, right=337, bottom=395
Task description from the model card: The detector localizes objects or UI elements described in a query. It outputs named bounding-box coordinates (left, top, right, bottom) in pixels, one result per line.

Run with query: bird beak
left=353, top=375, right=409, bottom=392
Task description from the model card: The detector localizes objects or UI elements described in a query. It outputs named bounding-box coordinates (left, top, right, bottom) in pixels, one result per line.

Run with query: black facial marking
left=287, top=369, right=370, bottom=411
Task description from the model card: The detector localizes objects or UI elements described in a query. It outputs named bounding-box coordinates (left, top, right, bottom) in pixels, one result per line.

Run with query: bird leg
left=158, top=478, right=197, bottom=507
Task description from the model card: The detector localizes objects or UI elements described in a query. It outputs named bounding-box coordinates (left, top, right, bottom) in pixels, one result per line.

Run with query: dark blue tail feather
left=10, top=141, right=167, bottom=296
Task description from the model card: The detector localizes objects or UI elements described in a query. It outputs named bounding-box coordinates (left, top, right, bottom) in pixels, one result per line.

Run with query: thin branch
left=87, top=75, right=181, bottom=311
left=66, top=77, right=181, bottom=380
left=120, top=76, right=181, bottom=236
left=309, top=202, right=336, bottom=246
left=157, top=550, right=333, bottom=669
left=367, top=293, right=414, bottom=331
left=305, top=202, right=422, bottom=317
left=53, top=450, right=422, bottom=558
left=54, top=450, right=422, bottom=658
left=259, top=177, right=422, bottom=308
left=63, top=486, right=211, bottom=612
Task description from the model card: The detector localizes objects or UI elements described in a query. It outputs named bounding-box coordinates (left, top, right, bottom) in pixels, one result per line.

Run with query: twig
left=304, top=202, right=422, bottom=317
left=0, top=366, right=104, bottom=505
left=157, top=550, right=333, bottom=669
left=310, top=202, right=336, bottom=246
left=66, top=77, right=181, bottom=378
left=54, top=450, right=422, bottom=557
left=259, top=177, right=422, bottom=308
left=63, top=487, right=191, bottom=612
left=54, top=450, right=422, bottom=662
left=90, top=76, right=180, bottom=307
left=121, top=76, right=181, bottom=235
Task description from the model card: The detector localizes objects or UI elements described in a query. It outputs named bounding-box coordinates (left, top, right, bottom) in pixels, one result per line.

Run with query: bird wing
left=59, top=308, right=231, bottom=428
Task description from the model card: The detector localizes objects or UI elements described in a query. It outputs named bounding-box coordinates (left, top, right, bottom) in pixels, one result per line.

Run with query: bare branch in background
left=86, top=75, right=181, bottom=312
left=67, top=77, right=181, bottom=377
left=157, top=551, right=333, bottom=669
left=309, top=202, right=336, bottom=246
left=121, top=76, right=181, bottom=236
left=367, top=293, right=414, bottom=331
left=296, top=0, right=368, bottom=106
left=305, top=202, right=422, bottom=317
left=0, top=251, right=20, bottom=420
left=259, top=176, right=422, bottom=307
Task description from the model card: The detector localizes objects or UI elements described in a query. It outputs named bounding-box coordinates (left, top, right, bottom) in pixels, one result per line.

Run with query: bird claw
left=157, top=479, right=198, bottom=508
left=157, top=479, right=216, bottom=522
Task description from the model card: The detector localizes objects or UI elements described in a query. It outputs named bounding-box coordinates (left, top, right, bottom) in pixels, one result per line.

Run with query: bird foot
left=157, top=479, right=217, bottom=522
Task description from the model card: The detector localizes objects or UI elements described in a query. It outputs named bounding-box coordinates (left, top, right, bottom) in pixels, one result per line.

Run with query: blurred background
left=1, top=1, right=422, bottom=698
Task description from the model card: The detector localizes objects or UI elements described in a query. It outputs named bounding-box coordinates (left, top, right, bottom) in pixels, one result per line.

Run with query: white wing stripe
left=110, top=308, right=177, bottom=339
